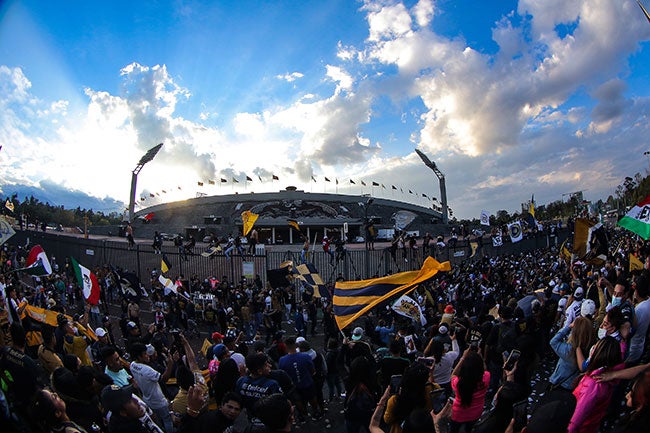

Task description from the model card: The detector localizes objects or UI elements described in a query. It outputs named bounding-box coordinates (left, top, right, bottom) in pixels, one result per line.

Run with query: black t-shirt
left=0, top=345, right=41, bottom=408
left=379, top=356, right=410, bottom=388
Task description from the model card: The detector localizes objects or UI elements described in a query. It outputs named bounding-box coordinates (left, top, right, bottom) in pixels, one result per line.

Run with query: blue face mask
left=611, top=296, right=622, bottom=307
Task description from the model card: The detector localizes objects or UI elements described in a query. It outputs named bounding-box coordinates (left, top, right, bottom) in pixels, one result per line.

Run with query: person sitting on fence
left=183, top=236, right=196, bottom=255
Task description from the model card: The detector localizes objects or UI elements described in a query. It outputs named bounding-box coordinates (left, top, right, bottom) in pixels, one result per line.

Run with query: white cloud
left=276, top=72, right=304, bottom=82
left=325, top=65, right=354, bottom=92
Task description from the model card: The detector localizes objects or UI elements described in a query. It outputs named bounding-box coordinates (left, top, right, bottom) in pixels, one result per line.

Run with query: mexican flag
left=71, top=257, right=100, bottom=305
left=618, top=195, right=650, bottom=240
left=18, top=245, right=52, bottom=276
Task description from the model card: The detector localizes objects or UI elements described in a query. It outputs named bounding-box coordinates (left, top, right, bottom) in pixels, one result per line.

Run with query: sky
left=1, top=0, right=649, bottom=220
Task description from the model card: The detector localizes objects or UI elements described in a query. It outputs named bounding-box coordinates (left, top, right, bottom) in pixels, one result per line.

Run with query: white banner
left=480, top=210, right=490, bottom=226
left=508, top=222, right=523, bottom=243
left=391, top=293, right=427, bottom=325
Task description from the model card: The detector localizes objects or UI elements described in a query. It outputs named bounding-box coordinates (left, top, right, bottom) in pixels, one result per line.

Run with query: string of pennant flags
left=139, top=174, right=440, bottom=206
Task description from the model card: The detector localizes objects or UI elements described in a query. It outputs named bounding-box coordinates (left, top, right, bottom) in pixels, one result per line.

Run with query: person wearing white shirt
left=129, top=343, right=179, bottom=433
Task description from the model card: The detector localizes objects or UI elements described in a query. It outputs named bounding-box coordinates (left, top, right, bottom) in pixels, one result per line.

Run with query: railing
left=10, top=229, right=570, bottom=285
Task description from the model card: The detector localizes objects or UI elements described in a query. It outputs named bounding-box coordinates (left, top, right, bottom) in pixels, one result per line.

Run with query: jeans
left=326, top=373, right=344, bottom=399
left=152, top=406, right=174, bottom=433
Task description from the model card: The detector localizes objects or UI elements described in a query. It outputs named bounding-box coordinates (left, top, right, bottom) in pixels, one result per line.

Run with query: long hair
left=568, top=316, right=595, bottom=358
left=457, top=351, right=485, bottom=407
left=31, top=389, right=63, bottom=431
left=630, top=370, right=650, bottom=413
left=393, top=363, right=429, bottom=422
left=402, top=408, right=435, bottom=433
left=586, top=336, right=622, bottom=374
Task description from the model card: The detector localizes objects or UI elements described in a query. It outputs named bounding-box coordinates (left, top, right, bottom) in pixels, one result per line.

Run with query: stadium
left=128, top=187, right=445, bottom=245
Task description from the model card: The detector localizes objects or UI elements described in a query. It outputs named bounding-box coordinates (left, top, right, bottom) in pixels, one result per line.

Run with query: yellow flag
left=630, top=253, right=644, bottom=272
left=241, top=210, right=259, bottom=236
left=4, top=199, right=14, bottom=212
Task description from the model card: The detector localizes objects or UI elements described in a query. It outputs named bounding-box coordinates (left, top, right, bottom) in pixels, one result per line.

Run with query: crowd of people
left=1, top=222, right=650, bottom=433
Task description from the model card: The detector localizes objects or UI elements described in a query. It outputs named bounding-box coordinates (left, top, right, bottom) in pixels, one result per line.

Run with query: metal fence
left=12, top=229, right=570, bottom=285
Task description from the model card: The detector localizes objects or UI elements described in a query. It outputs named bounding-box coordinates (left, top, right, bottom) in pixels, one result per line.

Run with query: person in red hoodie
left=568, top=336, right=625, bottom=433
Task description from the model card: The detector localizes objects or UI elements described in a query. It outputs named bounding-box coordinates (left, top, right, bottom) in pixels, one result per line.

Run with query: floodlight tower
left=128, top=143, right=163, bottom=223
left=414, top=148, right=448, bottom=224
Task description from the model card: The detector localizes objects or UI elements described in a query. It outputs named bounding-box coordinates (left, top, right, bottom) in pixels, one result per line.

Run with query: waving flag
left=391, top=294, right=426, bottom=325
left=295, top=263, right=328, bottom=299
left=333, top=257, right=451, bottom=330
left=4, top=199, right=14, bottom=213
left=574, top=219, right=608, bottom=265
left=242, top=210, right=259, bottom=236
left=17, top=245, right=52, bottom=276
left=0, top=216, right=16, bottom=246
left=508, top=222, right=523, bottom=243
left=161, top=254, right=172, bottom=274
left=159, top=275, right=179, bottom=296
left=480, top=210, right=490, bottom=226
left=492, top=235, right=503, bottom=247
left=71, top=257, right=100, bottom=305
left=618, top=195, right=650, bottom=239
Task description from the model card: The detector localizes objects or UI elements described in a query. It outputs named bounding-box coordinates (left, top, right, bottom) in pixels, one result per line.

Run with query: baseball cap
left=127, top=321, right=137, bottom=329
left=573, top=287, right=584, bottom=299
left=146, top=344, right=155, bottom=356
left=213, top=343, right=229, bottom=359
left=580, top=299, right=596, bottom=317
left=296, top=336, right=307, bottom=345
left=95, top=328, right=107, bottom=338
left=438, top=325, right=449, bottom=335
left=351, top=327, right=364, bottom=341
left=101, top=384, right=135, bottom=413
left=444, top=305, right=455, bottom=314
left=211, top=331, right=224, bottom=341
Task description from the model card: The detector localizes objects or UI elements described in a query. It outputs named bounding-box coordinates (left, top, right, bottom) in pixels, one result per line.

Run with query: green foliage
left=3, top=195, right=121, bottom=228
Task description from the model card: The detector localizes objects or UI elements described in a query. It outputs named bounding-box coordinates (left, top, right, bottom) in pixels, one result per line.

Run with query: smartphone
left=389, top=375, right=402, bottom=394
left=417, top=357, right=434, bottom=367
left=430, top=389, right=447, bottom=414
left=512, top=399, right=528, bottom=429
left=504, top=349, right=521, bottom=371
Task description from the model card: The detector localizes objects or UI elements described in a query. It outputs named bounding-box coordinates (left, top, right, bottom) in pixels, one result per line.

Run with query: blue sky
left=1, top=0, right=649, bottom=220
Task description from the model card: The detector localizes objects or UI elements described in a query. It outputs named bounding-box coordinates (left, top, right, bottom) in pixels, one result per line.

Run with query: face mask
left=611, top=296, right=622, bottom=307
left=597, top=328, right=607, bottom=339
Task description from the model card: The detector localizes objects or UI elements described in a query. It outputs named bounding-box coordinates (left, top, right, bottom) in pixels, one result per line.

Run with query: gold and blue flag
left=296, top=263, right=328, bottom=299
left=333, top=257, right=451, bottom=330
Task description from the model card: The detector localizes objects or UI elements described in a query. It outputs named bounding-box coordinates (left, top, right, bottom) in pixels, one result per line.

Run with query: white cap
left=296, top=336, right=307, bottom=345
left=95, top=328, right=107, bottom=338
left=351, top=327, right=364, bottom=340
left=581, top=299, right=596, bottom=317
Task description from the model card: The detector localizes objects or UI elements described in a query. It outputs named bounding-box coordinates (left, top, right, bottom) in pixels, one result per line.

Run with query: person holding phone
left=383, top=363, right=440, bottom=433
left=449, top=348, right=490, bottom=433
left=424, top=325, right=460, bottom=395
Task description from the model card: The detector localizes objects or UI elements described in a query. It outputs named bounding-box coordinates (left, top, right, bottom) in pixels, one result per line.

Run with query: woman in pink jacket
left=568, top=336, right=625, bottom=433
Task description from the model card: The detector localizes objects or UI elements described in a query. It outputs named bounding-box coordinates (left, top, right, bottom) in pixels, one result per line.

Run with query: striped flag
left=618, top=195, right=650, bottom=239
left=159, top=275, right=179, bottom=296
left=161, top=254, right=172, bottom=273
left=71, top=257, right=100, bottom=305
left=16, top=245, right=52, bottom=276
left=333, top=257, right=451, bottom=330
